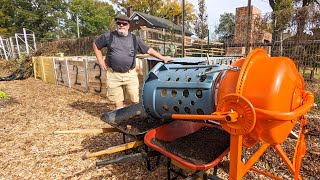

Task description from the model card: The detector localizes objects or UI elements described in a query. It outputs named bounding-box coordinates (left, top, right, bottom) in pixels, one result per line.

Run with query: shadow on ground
left=69, top=101, right=112, bottom=117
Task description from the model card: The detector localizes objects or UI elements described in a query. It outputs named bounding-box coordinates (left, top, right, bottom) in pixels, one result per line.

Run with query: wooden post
left=65, top=58, right=71, bottom=88
left=83, top=57, right=89, bottom=92
left=52, top=57, right=58, bottom=85
left=32, top=57, right=37, bottom=79
left=41, top=56, right=46, bottom=81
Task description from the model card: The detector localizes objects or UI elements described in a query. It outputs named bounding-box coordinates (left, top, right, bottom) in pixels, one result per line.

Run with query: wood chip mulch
left=0, top=78, right=319, bottom=179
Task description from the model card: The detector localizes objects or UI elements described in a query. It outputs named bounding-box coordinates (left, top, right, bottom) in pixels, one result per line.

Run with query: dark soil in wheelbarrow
left=151, top=126, right=230, bottom=165
left=115, top=114, right=168, bottom=134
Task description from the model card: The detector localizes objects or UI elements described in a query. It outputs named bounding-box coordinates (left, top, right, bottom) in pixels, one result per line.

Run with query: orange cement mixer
left=142, top=48, right=315, bottom=179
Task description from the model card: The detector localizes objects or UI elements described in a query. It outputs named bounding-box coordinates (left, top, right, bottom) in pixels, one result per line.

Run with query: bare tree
left=194, top=0, right=208, bottom=39
left=194, top=0, right=209, bottom=57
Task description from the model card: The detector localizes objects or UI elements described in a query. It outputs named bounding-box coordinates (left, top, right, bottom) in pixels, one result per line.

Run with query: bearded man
left=93, top=14, right=171, bottom=109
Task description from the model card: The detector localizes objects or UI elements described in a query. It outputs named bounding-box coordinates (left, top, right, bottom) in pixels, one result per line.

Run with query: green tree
left=0, top=9, right=8, bottom=35
left=67, top=0, right=115, bottom=38
left=111, top=0, right=163, bottom=16
left=268, top=0, right=292, bottom=55
left=194, top=0, right=208, bottom=39
left=269, top=0, right=293, bottom=31
left=0, top=0, right=69, bottom=41
left=214, top=13, right=235, bottom=42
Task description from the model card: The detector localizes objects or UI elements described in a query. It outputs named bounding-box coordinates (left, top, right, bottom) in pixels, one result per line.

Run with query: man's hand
left=147, top=48, right=173, bottom=64
left=162, top=57, right=173, bottom=63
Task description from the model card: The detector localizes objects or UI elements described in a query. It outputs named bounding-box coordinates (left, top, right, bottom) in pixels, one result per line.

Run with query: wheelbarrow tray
left=144, top=120, right=230, bottom=171
left=100, top=103, right=168, bottom=139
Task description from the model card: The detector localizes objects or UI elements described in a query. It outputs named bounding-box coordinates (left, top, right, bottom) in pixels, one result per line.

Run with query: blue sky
left=188, top=0, right=273, bottom=27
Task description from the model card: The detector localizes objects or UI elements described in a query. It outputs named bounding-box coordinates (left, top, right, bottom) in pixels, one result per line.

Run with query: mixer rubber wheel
left=217, top=94, right=256, bottom=135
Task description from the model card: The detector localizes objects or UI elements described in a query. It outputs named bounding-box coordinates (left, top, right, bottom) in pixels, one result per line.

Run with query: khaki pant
left=106, top=68, right=139, bottom=103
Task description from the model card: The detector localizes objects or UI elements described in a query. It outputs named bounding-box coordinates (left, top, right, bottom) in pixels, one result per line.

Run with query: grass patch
left=299, top=66, right=320, bottom=82
left=0, top=90, right=8, bottom=100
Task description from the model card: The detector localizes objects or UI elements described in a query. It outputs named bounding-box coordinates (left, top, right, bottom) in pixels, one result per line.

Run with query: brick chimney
left=127, top=6, right=132, bottom=17
left=174, top=15, right=180, bottom=25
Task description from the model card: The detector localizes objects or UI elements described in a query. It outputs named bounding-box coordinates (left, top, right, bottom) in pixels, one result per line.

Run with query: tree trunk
left=303, top=59, right=306, bottom=75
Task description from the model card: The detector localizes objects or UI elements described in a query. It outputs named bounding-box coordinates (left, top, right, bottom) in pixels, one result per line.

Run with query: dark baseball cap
left=114, top=14, right=130, bottom=22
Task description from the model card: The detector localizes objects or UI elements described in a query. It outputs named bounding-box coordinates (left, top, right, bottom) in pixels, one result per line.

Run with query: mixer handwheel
left=217, top=94, right=256, bottom=135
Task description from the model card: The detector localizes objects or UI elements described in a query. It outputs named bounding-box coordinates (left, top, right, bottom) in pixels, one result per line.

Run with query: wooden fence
left=33, top=56, right=106, bottom=96
left=32, top=56, right=146, bottom=97
left=32, top=55, right=240, bottom=100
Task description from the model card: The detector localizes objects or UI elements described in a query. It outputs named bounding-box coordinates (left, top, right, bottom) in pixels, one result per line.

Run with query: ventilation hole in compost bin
left=199, top=75, right=207, bottom=82
left=184, top=107, right=191, bottom=114
left=183, top=89, right=189, bottom=98
left=163, top=105, right=169, bottom=111
left=197, top=109, right=204, bottom=115
left=161, top=89, right=167, bottom=97
left=167, top=77, right=171, bottom=81
left=205, top=67, right=212, bottom=72
left=171, top=90, right=177, bottom=97
left=195, top=68, right=199, bottom=71
left=184, top=69, right=188, bottom=71
left=190, top=101, right=195, bottom=105
left=175, top=69, right=179, bottom=72
left=196, top=90, right=203, bottom=98
left=187, top=78, right=192, bottom=82
left=173, top=106, right=180, bottom=113
left=176, top=78, right=180, bottom=81
left=178, top=100, right=182, bottom=105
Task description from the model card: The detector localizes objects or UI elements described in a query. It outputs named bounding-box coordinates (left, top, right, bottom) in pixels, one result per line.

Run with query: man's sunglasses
left=116, top=22, right=129, bottom=26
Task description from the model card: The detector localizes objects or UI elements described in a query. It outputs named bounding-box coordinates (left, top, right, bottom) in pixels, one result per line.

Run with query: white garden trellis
left=0, top=28, right=37, bottom=60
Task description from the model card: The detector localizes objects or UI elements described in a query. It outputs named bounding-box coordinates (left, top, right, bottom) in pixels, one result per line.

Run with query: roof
left=130, top=12, right=193, bottom=36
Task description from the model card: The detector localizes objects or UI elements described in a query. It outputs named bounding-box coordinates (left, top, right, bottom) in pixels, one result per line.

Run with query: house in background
left=126, top=7, right=193, bottom=56
left=124, top=7, right=226, bottom=57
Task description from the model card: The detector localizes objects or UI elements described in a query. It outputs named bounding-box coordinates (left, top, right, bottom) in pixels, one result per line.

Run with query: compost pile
left=151, top=126, right=230, bottom=165
left=0, top=56, right=33, bottom=81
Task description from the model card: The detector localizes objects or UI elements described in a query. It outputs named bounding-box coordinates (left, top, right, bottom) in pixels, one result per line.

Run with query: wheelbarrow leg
left=144, top=145, right=161, bottom=171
